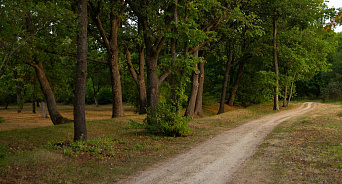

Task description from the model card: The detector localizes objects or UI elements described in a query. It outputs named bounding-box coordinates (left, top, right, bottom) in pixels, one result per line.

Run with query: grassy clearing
left=0, top=102, right=300, bottom=183
left=232, top=103, right=342, bottom=183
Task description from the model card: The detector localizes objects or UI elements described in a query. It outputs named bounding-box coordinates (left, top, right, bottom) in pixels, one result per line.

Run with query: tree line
left=0, top=0, right=340, bottom=140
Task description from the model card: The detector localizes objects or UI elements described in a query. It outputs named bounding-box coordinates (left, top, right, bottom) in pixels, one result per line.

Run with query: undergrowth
left=128, top=103, right=191, bottom=137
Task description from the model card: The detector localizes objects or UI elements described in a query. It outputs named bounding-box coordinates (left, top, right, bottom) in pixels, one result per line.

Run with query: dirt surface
left=0, top=104, right=136, bottom=131
left=117, top=102, right=317, bottom=184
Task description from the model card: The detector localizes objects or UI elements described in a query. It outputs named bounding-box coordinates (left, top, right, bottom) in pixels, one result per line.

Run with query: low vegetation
left=0, top=102, right=299, bottom=183
left=232, top=102, right=342, bottom=183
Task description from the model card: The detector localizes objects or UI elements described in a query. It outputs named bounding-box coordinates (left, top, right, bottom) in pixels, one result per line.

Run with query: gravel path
left=117, top=102, right=317, bottom=184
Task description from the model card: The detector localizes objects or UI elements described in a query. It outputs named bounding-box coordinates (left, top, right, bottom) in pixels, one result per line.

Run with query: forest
left=1, top=0, right=342, bottom=140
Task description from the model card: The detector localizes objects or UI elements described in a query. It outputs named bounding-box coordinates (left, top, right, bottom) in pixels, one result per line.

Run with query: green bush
left=0, top=117, right=4, bottom=123
left=97, top=87, right=113, bottom=105
left=143, top=103, right=191, bottom=137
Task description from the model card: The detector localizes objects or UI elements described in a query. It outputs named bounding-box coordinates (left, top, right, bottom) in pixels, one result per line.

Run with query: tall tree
left=23, top=2, right=73, bottom=125
left=127, top=0, right=173, bottom=121
left=88, top=0, right=126, bottom=117
left=74, top=0, right=88, bottom=142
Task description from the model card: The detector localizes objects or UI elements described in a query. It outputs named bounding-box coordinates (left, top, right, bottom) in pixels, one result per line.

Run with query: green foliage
left=0, top=117, right=4, bottom=123
left=143, top=103, right=191, bottom=137
left=97, top=87, right=113, bottom=105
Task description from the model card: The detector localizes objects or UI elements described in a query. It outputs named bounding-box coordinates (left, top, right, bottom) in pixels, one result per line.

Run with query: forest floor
left=117, top=102, right=317, bottom=184
left=1, top=102, right=341, bottom=183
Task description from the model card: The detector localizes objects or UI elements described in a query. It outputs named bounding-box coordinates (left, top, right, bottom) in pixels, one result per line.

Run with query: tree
left=23, top=1, right=75, bottom=125
left=74, top=0, right=88, bottom=142
left=127, top=0, right=173, bottom=121
left=88, top=0, right=126, bottom=118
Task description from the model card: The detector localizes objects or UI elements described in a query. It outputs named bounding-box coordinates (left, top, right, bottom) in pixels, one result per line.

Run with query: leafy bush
left=97, top=87, right=113, bottom=105
left=144, top=103, right=191, bottom=137
left=0, top=117, right=4, bottom=123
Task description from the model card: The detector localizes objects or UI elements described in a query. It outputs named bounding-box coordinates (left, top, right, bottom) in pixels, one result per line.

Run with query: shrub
left=97, top=87, right=113, bottom=105
left=143, top=103, right=191, bottom=137
left=0, top=117, right=4, bottom=123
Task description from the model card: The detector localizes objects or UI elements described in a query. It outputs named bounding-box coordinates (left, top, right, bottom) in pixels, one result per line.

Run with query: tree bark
left=228, top=62, right=245, bottom=107
left=283, top=85, right=288, bottom=107
left=74, top=0, right=88, bottom=142
left=273, top=11, right=280, bottom=111
left=218, top=41, right=233, bottom=114
left=195, top=61, right=204, bottom=117
left=146, top=54, right=161, bottom=120
left=185, top=51, right=199, bottom=117
left=31, top=61, right=71, bottom=125
left=109, top=53, right=125, bottom=117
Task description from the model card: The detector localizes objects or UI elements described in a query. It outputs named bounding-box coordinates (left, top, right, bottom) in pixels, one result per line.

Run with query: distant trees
left=0, top=0, right=340, bottom=135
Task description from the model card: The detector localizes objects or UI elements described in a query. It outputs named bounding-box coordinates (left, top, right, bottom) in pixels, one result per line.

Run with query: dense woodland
left=1, top=0, right=342, bottom=139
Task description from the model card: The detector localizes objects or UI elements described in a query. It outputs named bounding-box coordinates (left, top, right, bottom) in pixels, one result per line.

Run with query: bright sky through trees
left=326, top=0, right=342, bottom=32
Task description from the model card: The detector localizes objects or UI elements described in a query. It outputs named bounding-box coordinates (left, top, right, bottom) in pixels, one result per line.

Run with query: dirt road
left=118, top=102, right=317, bottom=184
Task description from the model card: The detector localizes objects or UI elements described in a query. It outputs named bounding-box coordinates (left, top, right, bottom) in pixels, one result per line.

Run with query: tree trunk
left=32, top=76, right=36, bottom=113
left=195, top=61, right=204, bottom=117
left=74, top=0, right=88, bottom=142
left=109, top=53, right=125, bottom=117
left=283, top=85, right=288, bottom=107
left=33, top=61, right=71, bottom=125
left=13, top=70, right=22, bottom=113
left=287, top=72, right=296, bottom=106
left=228, top=62, right=245, bottom=107
left=89, top=1, right=126, bottom=117
left=125, top=47, right=147, bottom=114
left=90, top=77, right=99, bottom=107
left=185, top=51, right=199, bottom=117
left=146, top=54, right=160, bottom=120
left=41, top=101, right=47, bottom=118
left=218, top=41, right=233, bottom=114
left=273, top=11, right=280, bottom=111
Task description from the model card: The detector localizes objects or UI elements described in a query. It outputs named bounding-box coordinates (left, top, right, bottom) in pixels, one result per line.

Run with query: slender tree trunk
left=287, top=72, right=296, bottom=106
left=195, top=61, right=204, bottom=117
left=283, top=85, right=288, bottom=107
left=74, top=0, right=88, bottom=142
left=228, top=62, right=245, bottom=107
left=32, top=61, right=71, bottom=125
left=218, top=41, right=233, bottom=114
left=185, top=51, right=199, bottom=117
left=32, top=77, right=36, bottom=113
left=89, top=1, right=126, bottom=117
left=109, top=53, right=125, bottom=117
left=13, top=70, right=22, bottom=113
left=125, top=47, right=147, bottom=114
left=138, top=47, right=147, bottom=114
left=273, top=11, right=280, bottom=111
left=91, top=77, right=99, bottom=107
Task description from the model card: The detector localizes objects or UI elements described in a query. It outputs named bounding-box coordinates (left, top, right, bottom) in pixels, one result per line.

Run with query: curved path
left=118, top=102, right=317, bottom=184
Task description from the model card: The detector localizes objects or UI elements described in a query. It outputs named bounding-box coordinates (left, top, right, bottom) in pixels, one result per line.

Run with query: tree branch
left=125, top=48, right=139, bottom=84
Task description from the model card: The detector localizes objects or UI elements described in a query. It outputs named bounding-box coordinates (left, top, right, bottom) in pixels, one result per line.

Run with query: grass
left=0, top=102, right=300, bottom=183
left=232, top=103, right=342, bottom=183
